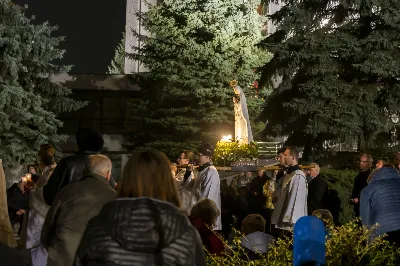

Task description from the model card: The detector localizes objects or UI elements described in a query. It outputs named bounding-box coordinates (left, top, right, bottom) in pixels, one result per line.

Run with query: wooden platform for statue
left=178, top=158, right=315, bottom=172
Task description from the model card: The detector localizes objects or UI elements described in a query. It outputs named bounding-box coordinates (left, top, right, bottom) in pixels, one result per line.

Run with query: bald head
left=310, top=163, right=320, bottom=178
left=87, top=155, right=112, bottom=180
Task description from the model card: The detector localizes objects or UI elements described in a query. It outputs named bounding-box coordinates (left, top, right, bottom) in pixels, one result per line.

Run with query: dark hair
left=40, top=154, right=55, bottom=166
left=76, top=127, right=104, bottom=152
left=277, top=147, right=285, bottom=155
left=39, top=144, right=55, bottom=157
left=118, top=148, right=181, bottom=208
left=190, top=198, right=220, bottom=227
left=27, top=164, right=38, bottom=174
left=286, top=146, right=300, bottom=161
left=180, top=150, right=195, bottom=163
left=378, top=157, right=389, bottom=164
left=197, top=142, right=214, bottom=157
left=241, top=214, right=266, bottom=235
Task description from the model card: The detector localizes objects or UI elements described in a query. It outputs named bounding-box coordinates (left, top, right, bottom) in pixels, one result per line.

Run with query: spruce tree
left=126, top=0, right=270, bottom=157
left=0, top=1, right=85, bottom=165
left=108, top=32, right=125, bottom=74
left=259, top=0, right=400, bottom=157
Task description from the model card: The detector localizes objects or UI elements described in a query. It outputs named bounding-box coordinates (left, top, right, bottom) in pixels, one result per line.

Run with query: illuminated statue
left=230, top=80, right=253, bottom=144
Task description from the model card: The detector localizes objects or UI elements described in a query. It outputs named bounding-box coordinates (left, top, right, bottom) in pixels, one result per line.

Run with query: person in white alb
left=182, top=143, right=222, bottom=230
left=271, top=146, right=307, bottom=239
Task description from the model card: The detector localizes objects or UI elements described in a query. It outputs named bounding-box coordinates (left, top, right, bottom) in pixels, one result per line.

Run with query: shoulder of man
left=205, top=165, right=219, bottom=174
left=293, top=169, right=307, bottom=182
left=294, top=169, right=306, bottom=177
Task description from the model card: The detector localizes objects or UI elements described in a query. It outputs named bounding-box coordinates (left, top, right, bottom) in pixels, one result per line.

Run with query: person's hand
left=353, top=198, right=359, bottom=204
left=187, top=164, right=194, bottom=172
left=16, top=209, right=25, bottom=216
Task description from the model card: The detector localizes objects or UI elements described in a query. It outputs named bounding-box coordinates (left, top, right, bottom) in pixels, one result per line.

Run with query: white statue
left=230, top=80, right=253, bottom=144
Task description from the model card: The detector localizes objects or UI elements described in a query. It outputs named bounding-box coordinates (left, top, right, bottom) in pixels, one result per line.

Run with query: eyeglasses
left=360, top=161, right=369, bottom=163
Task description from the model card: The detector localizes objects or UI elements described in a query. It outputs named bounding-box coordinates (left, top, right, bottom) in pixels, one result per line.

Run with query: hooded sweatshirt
left=360, top=167, right=400, bottom=237
left=74, top=197, right=206, bottom=266
left=241, top=231, right=274, bottom=259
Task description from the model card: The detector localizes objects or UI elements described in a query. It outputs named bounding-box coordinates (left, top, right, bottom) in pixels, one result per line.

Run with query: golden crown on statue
left=229, top=80, right=238, bottom=87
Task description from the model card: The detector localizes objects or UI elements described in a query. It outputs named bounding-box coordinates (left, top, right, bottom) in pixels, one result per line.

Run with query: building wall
left=5, top=73, right=140, bottom=187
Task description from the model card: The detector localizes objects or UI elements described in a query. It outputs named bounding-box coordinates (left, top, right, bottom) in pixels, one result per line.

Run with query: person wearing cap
left=182, top=143, right=222, bottom=230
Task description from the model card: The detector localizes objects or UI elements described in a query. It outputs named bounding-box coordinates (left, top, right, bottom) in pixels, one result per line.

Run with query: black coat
left=0, top=242, right=29, bottom=266
left=42, top=151, right=117, bottom=206
left=7, top=183, right=29, bottom=222
left=248, top=174, right=268, bottom=213
left=351, top=169, right=371, bottom=216
left=307, top=175, right=329, bottom=214
left=74, top=197, right=206, bottom=266
left=43, top=151, right=95, bottom=206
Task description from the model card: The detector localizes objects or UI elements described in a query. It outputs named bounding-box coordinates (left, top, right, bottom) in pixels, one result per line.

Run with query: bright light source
left=221, top=135, right=232, bottom=142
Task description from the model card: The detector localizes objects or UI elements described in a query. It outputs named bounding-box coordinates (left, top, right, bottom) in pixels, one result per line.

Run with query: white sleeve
left=182, top=171, right=195, bottom=191
left=200, top=169, right=215, bottom=198
left=282, top=175, right=300, bottom=221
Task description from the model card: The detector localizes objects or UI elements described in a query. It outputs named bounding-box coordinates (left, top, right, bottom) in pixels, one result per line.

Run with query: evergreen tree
left=127, top=0, right=270, bottom=157
left=0, top=1, right=85, bottom=165
left=108, top=32, right=125, bottom=74
left=258, top=0, right=400, bottom=158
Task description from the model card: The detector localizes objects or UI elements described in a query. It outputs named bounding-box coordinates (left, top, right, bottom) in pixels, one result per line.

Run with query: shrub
left=206, top=221, right=400, bottom=265
left=320, top=168, right=357, bottom=225
left=213, top=141, right=259, bottom=167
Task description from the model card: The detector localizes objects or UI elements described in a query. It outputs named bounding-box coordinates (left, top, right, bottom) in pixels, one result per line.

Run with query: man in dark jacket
left=248, top=169, right=271, bottom=232
left=350, top=154, right=372, bottom=217
left=307, top=163, right=329, bottom=215
left=43, top=127, right=106, bottom=206
left=41, top=155, right=116, bottom=266
left=0, top=242, right=30, bottom=266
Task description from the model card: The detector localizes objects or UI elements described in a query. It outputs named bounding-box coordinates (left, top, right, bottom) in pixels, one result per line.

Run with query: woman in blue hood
left=360, top=165, right=400, bottom=245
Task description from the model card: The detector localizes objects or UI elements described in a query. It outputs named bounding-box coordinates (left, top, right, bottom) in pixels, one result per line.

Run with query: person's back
left=361, top=166, right=400, bottom=237
left=190, top=198, right=225, bottom=256
left=308, top=176, right=329, bottom=214
left=76, top=197, right=205, bottom=266
left=74, top=148, right=206, bottom=266
left=41, top=155, right=116, bottom=266
left=240, top=214, right=274, bottom=261
left=43, top=127, right=104, bottom=206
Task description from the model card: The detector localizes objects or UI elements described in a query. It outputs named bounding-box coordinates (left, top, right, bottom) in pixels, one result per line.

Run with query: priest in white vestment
left=271, top=147, right=307, bottom=238
left=182, top=143, right=222, bottom=230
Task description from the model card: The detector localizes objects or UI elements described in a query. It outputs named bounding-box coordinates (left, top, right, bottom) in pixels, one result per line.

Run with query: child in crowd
left=240, top=214, right=275, bottom=260
left=190, top=198, right=226, bottom=255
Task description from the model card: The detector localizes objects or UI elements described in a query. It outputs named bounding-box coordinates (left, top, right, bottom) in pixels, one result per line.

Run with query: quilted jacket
left=74, top=197, right=207, bottom=266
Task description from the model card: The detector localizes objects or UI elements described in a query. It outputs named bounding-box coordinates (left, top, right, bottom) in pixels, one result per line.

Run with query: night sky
left=13, top=0, right=126, bottom=73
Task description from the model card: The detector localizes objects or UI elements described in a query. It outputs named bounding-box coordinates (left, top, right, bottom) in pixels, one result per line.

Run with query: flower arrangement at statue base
left=206, top=220, right=400, bottom=266
left=212, top=139, right=259, bottom=167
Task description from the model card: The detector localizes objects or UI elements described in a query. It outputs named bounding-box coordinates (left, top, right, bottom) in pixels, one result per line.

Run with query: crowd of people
left=1, top=127, right=400, bottom=265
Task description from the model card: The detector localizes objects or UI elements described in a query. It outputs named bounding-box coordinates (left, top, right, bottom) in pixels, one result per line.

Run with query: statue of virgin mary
left=230, top=80, right=253, bottom=144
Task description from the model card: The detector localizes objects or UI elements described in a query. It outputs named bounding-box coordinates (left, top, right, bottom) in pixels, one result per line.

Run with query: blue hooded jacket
left=360, top=167, right=400, bottom=237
